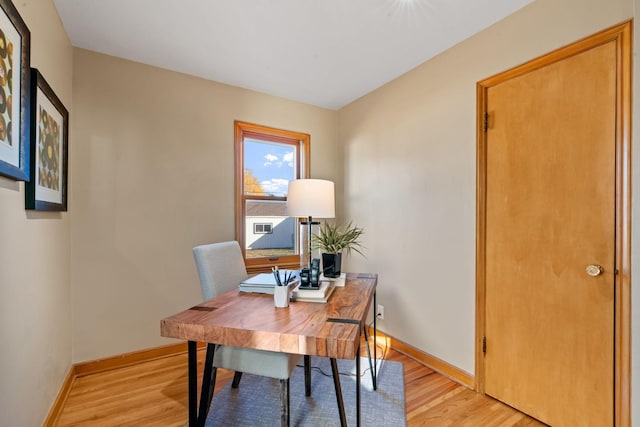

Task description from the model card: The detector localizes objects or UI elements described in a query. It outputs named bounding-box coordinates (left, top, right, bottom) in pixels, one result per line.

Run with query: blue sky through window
left=244, top=138, right=295, bottom=197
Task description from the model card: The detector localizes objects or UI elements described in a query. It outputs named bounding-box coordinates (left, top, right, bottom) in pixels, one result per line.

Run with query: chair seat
left=213, top=345, right=300, bottom=380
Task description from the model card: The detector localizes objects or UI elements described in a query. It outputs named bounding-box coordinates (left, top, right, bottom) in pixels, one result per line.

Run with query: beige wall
left=70, top=49, right=340, bottom=362
left=0, top=0, right=73, bottom=425
left=339, top=0, right=635, bottom=386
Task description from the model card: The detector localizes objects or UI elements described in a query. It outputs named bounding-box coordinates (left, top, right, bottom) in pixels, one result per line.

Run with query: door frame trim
left=475, top=20, right=632, bottom=426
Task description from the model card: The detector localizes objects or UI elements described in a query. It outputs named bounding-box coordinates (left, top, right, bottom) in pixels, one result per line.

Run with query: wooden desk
left=161, top=272, right=377, bottom=427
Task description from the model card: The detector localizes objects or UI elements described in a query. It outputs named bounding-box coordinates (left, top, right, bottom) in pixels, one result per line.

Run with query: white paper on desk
left=240, top=271, right=299, bottom=287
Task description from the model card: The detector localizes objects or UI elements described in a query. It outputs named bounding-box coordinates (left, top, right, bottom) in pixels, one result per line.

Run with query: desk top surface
left=161, top=273, right=377, bottom=359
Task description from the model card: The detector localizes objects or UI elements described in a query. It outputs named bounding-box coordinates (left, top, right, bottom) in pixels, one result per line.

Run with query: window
left=253, top=223, right=273, bottom=234
left=235, top=121, right=310, bottom=272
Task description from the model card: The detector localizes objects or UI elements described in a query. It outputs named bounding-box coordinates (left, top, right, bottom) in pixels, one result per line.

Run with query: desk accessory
left=274, top=285, right=291, bottom=307
left=272, top=266, right=296, bottom=287
left=239, top=270, right=298, bottom=294
left=286, top=179, right=335, bottom=269
left=299, top=258, right=320, bottom=289
left=292, top=281, right=334, bottom=303
left=321, top=272, right=346, bottom=287
left=312, top=221, right=365, bottom=278
left=272, top=266, right=296, bottom=307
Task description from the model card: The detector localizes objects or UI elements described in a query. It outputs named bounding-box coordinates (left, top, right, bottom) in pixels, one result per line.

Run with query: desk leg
left=373, top=291, right=377, bottom=390
left=356, top=345, right=361, bottom=427
left=198, top=344, right=217, bottom=425
left=363, top=292, right=378, bottom=391
left=304, top=355, right=311, bottom=396
left=330, top=358, right=347, bottom=427
left=188, top=341, right=197, bottom=427
left=363, top=325, right=375, bottom=390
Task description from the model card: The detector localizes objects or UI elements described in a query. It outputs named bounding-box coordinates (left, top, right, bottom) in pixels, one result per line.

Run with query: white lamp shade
left=287, top=179, right=335, bottom=218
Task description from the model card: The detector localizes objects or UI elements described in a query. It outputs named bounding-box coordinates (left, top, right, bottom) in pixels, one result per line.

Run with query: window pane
left=253, top=223, right=273, bottom=234
left=245, top=200, right=297, bottom=258
left=244, top=138, right=296, bottom=197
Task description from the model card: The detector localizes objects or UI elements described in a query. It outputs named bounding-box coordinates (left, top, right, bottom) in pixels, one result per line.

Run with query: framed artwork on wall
left=0, top=0, right=30, bottom=181
left=25, top=68, right=68, bottom=211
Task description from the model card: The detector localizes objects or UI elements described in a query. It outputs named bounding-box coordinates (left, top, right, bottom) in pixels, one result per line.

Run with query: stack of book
left=292, top=281, right=334, bottom=303
left=239, top=272, right=298, bottom=295
left=320, top=272, right=346, bottom=287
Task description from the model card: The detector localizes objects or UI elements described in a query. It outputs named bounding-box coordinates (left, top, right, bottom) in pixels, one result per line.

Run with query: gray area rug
left=205, top=357, right=406, bottom=426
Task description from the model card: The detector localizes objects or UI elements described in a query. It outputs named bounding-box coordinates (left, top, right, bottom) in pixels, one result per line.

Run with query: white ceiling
left=53, top=0, right=533, bottom=110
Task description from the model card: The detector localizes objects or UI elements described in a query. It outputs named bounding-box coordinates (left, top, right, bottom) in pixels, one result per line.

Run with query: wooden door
left=479, top=25, right=631, bottom=426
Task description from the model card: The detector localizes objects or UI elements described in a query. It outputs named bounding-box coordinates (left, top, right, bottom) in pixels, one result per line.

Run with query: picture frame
left=25, top=68, right=68, bottom=211
left=0, top=0, right=30, bottom=181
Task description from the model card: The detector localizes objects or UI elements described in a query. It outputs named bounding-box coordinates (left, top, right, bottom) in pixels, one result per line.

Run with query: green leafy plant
left=312, top=221, right=365, bottom=256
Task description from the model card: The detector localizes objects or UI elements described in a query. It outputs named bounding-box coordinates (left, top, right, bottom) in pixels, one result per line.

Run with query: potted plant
left=312, top=221, right=365, bottom=278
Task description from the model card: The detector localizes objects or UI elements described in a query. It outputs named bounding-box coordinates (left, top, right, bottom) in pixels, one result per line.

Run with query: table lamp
left=287, top=179, right=335, bottom=268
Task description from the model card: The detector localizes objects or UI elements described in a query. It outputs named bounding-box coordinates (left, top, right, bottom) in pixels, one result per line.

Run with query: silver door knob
left=585, top=265, right=604, bottom=277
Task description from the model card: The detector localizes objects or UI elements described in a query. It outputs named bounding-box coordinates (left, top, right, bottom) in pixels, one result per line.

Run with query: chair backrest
left=193, top=241, right=249, bottom=300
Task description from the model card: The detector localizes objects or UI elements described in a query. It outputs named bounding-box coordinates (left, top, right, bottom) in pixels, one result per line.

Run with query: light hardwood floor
left=55, top=338, right=546, bottom=426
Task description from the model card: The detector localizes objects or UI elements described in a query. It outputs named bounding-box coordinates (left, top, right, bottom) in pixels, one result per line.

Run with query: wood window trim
left=234, top=121, right=310, bottom=273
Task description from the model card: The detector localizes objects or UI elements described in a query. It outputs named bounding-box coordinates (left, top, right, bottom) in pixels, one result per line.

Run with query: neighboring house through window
left=254, top=223, right=273, bottom=234
left=234, top=121, right=310, bottom=272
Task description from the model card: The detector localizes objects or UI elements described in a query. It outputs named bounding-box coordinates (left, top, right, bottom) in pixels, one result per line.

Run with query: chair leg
left=231, top=371, right=243, bottom=388
left=279, top=379, right=290, bottom=427
left=304, top=355, right=311, bottom=396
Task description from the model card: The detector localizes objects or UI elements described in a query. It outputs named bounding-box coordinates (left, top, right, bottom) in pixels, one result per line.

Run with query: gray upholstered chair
left=193, top=241, right=309, bottom=427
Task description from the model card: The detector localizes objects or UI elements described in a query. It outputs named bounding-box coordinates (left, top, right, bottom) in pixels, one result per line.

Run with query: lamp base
left=299, top=218, right=319, bottom=269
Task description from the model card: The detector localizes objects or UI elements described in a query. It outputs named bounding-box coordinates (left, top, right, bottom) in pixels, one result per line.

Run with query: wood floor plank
left=54, top=339, right=546, bottom=426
